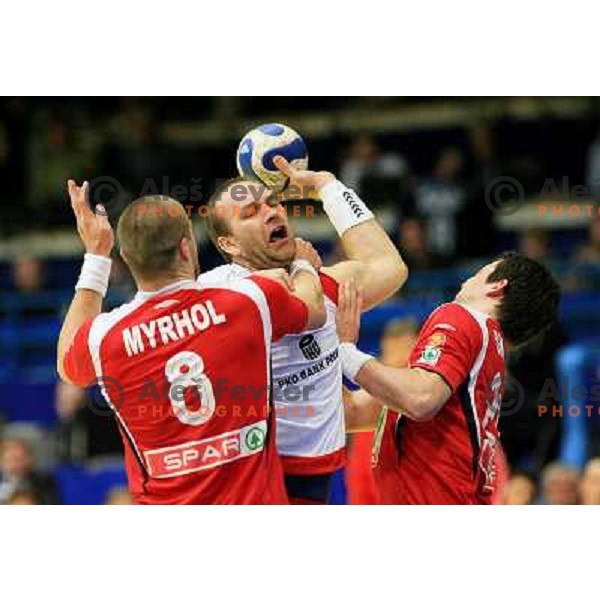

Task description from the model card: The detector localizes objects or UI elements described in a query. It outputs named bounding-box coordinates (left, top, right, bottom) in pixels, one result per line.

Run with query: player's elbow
left=374, top=255, right=408, bottom=300
left=56, top=357, right=73, bottom=385
left=309, top=302, right=327, bottom=329
left=408, top=390, right=443, bottom=422
left=388, top=243, right=409, bottom=286
left=392, top=258, right=409, bottom=292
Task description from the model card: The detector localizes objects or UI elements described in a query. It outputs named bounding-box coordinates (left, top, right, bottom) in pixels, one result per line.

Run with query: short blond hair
left=117, top=196, right=191, bottom=279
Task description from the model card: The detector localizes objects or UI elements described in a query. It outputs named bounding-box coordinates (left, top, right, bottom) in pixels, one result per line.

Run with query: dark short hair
left=487, top=251, right=560, bottom=346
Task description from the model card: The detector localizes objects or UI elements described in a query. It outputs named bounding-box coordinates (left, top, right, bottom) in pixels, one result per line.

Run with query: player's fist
left=273, top=156, right=335, bottom=200
left=254, top=268, right=295, bottom=292
left=336, top=278, right=363, bottom=343
left=294, top=238, right=323, bottom=271
left=67, top=180, right=114, bottom=257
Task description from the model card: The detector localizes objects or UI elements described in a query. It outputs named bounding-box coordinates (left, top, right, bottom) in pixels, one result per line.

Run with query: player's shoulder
left=86, top=296, right=147, bottom=348
left=197, top=263, right=246, bottom=287
left=424, top=302, right=487, bottom=341
left=428, top=302, right=484, bottom=325
left=200, top=268, right=283, bottom=318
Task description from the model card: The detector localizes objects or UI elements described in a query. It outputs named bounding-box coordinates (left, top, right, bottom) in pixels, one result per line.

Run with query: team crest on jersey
left=299, top=334, right=321, bottom=360
left=428, top=332, right=447, bottom=347
left=418, top=331, right=446, bottom=366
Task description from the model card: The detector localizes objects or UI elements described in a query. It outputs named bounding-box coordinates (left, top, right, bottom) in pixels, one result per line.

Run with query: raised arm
left=57, top=181, right=114, bottom=383
left=274, top=156, right=408, bottom=310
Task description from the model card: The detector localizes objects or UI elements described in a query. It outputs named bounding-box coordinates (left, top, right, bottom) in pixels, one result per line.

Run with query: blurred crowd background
left=1, top=96, right=599, bottom=505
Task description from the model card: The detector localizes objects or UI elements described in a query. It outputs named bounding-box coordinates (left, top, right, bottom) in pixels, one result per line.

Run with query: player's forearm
left=291, top=269, right=326, bottom=330
left=319, top=181, right=407, bottom=308
left=57, top=290, right=103, bottom=381
left=57, top=253, right=112, bottom=381
left=355, top=361, right=448, bottom=422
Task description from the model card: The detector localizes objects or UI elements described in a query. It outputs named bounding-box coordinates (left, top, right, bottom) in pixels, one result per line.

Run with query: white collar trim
left=135, top=279, right=197, bottom=301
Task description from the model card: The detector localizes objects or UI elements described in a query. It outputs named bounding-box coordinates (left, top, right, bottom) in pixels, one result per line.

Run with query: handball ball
left=236, top=123, right=308, bottom=192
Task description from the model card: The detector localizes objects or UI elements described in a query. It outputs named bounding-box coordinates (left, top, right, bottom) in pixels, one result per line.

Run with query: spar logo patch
left=245, top=426, right=265, bottom=451
left=417, top=331, right=446, bottom=366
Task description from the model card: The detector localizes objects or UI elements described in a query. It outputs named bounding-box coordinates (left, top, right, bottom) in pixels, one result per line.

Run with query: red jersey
left=346, top=431, right=379, bottom=505
left=373, top=302, right=505, bottom=505
left=62, top=277, right=309, bottom=504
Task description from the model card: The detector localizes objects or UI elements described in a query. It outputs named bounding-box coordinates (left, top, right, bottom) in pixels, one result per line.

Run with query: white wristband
left=75, top=253, right=112, bottom=297
left=320, top=180, right=374, bottom=236
left=339, top=342, right=374, bottom=382
left=290, top=259, right=319, bottom=279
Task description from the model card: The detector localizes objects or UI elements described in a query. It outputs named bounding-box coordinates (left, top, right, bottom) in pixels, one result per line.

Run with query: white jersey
left=198, top=263, right=346, bottom=475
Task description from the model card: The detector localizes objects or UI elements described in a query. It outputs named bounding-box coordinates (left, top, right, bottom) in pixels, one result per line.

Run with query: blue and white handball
left=236, top=123, right=308, bottom=192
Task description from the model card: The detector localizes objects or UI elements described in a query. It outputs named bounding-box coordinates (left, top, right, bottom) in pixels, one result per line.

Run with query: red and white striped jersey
left=62, top=277, right=309, bottom=504
left=198, top=264, right=346, bottom=476
left=373, top=302, right=506, bottom=504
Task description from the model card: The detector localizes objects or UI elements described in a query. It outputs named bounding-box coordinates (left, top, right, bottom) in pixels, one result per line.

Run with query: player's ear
left=217, top=235, right=239, bottom=260
left=487, top=278, right=508, bottom=299
left=119, top=247, right=130, bottom=267
left=179, top=237, right=192, bottom=263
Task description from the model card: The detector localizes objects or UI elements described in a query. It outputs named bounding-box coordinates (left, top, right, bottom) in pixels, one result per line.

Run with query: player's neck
left=231, top=258, right=257, bottom=272
left=459, top=297, right=499, bottom=322
left=135, top=272, right=194, bottom=293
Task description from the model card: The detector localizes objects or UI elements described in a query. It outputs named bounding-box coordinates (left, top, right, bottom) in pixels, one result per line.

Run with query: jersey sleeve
left=62, top=318, right=97, bottom=387
left=249, top=275, right=309, bottom=342
left=319, top=271, right=339, bottom=305
left=408, top=304, right=483, bottom=393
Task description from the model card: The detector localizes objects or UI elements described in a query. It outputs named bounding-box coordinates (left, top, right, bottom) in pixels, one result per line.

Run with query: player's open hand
left=295, top=238, right=323, bottom=271
left=273, top=156, right=335, bottom=200
left=254, top=268, right=295, bottom=292
left=336, top=278, right=362, bottom=343
left=67, top=180, right=114, bottom=257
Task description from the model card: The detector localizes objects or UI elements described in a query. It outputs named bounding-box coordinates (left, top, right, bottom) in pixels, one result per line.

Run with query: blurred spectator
left=54, top=381, right=123, bottom=463
left=500, top=322, right=566, bottom=474
left=504, top=472, right=537, bottom=505
left=585, top=130, right=600, bottom=199
left=11, top=255, right=44, bottom=295
left=340, top=135, right=408, bottom=191
left=105, top=101, right=166, bottom=192
left=340, top=135, right=411, bottom=207
left=105, top=486, right=133, bottom=505
left=378, top=318, right=419, bottom=368
left=519, top=228, right=551, bottom=262
left=6, top=484, right=43, bottom=505
left=0, top=431, right=59, bottom=504
left=415, top=147, right=466, bottom=258
left=457, top=123, right=497, bottom=258
left=566, top=216, right=600, bottom=290
left=106, top=255, right=136, bottom=307
left=574, top=215, right=600, bottom=264
left=579, top=457, right=600, bottom=505
left=346, top=318, right=418, bottom=505
left=27, top=113, right=98, bottom=224
left=539, top=462, right=579, bottom=505
left=398, top=217, right=447, bottom=271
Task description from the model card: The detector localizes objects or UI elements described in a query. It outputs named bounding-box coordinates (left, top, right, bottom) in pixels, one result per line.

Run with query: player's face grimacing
left=217, top=181, right=296, bottom=268
left=455, top=260, right=504, bottom=304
